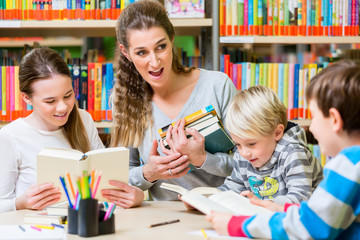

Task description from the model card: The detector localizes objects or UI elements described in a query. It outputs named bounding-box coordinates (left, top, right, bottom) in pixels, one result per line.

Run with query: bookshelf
left=0, top=19, right=212, bottom=37
left=0, top=37, right=84, bottom=47
left=212, top=1, right=360, bottom=127
left=0, top=12, right=214, bottom=128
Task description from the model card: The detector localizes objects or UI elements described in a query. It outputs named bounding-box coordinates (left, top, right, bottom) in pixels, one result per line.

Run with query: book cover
left=158, top=105, right=217, bottom=138
left=164, top=0, right=205, bottom=18
left=37, top=147, right=129, bottom=202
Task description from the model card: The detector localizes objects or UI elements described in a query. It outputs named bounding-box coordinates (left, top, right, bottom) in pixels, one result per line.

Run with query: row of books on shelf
left=220, top=0, right=360, bottom=36
left=0, top=62, right=114, bottom=122
left=308, top=143, right=329, bottom=167
left=0, top=0, right=141, bottom=20
left=221, top=57, right=329, bottom=120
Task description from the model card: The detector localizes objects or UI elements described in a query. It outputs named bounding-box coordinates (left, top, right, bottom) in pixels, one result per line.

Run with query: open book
left=160, top=182, right=221, bottom=197
left=160, top=183, right=271, bottom=216
left=37, top=147, right=129, bottom=201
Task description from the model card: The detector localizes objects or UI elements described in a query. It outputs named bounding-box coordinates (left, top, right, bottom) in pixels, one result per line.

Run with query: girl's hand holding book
left=15, top=182, right=61, bottom=210
left=101, top=180, right=144, bottom=208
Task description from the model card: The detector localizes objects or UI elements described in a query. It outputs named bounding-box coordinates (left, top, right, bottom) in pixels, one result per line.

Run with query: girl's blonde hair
left=226, top=85, right=287, bottom=139
left=19, top=48, right=91, bottom=153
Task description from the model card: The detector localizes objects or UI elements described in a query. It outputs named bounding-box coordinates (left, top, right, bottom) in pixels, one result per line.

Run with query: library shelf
left=0, top=37, right=84, bottom=47
left=0, top=119, right=310, bottom=129
left=0, top=121, right=113, bottom=129
left=0, top=19, right=212, bottom=37
left=219, top=36, right=360, bottom=45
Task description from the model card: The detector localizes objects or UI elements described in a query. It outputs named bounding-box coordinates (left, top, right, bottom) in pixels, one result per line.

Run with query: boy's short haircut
left=306, top=60, right=360, bottom=134
left=226, top=85, right=287, bottom=139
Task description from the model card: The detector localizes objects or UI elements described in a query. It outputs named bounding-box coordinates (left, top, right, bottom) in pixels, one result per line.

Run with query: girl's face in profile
left=24, top=74, right=75, bottom=131
left=121, top=26, right=174, bottom=89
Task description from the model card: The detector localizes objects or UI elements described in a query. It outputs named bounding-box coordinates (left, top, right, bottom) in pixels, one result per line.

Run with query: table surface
left=0, top=201, right=241, bottom=240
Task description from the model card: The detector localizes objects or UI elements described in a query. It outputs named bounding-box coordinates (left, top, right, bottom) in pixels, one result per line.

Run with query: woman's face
left=24, top=74, right=75, bottom=131
left=121, top=26, right=174, bottom=89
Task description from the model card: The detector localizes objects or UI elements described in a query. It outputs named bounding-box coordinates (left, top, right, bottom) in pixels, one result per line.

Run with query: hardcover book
left=164, top=0, right=205, bottom=18
left=158, top=105, right=235, bottom=154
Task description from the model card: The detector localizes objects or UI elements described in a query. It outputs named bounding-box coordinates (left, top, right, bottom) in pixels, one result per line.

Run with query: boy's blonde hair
left=226, top=85, right=287, bottom=139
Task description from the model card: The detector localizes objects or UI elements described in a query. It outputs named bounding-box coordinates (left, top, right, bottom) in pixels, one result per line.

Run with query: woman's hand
left=206, top=211, right=232, bottom=236
left=15, top=183, right=61, bottom=210
left=143, top=140, right=190, bottom=182
left=241, top=190, right=284, bottom=212
left=101, top=180, right=144, bottom=208
left=166, top=119, right=207, bottom=167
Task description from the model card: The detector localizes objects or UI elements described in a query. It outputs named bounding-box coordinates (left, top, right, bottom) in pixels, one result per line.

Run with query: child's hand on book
left=143, top=140, right=190, bottom=182
left=165, top=119, right=207, bottom=167
left=15, top=183, right=61, bottom=210
left=206, top=211, right=233, bottom=236
left=101, top=180, right=144, bottom=208
left=241, top=190, right=283, bottom=212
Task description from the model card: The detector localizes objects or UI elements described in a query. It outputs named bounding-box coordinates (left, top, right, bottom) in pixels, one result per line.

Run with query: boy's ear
left=21, top=93, right=32, bottom=106
left=119, top=44, right=131, bottom=62
left=274, top=124, right=285, bottom=141
left=329, top=107, right=343, bottom=133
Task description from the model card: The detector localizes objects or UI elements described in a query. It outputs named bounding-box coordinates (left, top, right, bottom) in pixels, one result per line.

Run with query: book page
left=209, top=191, right=272, bottom=216
left=180, top=193, right=234, bottom=215
left=37, top=148, right=83, bottom=202
left=160, top=182, right=189, bottom=195
left=88, top=147, right=129, bottom=201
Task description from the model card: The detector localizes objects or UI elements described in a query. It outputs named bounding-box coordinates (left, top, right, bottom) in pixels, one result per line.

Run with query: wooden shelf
left=220, top=36, right=360, bottom=44
left=0, top=37, right=84, bottom=47
left=292, top=119, right=311, bottom=126
left=0, top=19, right=212, bottom=37
left=0, top=121, right=113, bottom=128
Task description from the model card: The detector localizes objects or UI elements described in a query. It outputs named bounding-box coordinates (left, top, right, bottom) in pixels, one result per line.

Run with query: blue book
left=255, top=63, right=259, bottom=85
left=293, top=64, right=300, bottom=119
left=241, top=62, right=247, bottom=90
left=220, top=55, right=225, bottom=73
left=105, top=63, right=114, bottom=120
left=101, top=64, right=107, bottom=113
left=79, top=64, right=88, bottom=110
left=278, top=63, right=284, bottom=102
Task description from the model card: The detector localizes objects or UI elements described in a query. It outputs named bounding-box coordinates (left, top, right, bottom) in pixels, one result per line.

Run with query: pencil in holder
left=98, top=210, right=115, bottom=235
left=78, top=198, right=99, bottom=237
left=67, top=206, right=78, bottom=234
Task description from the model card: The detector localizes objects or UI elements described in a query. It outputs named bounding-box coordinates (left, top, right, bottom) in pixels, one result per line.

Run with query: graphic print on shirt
left=248, top=176, right=279, bottom=199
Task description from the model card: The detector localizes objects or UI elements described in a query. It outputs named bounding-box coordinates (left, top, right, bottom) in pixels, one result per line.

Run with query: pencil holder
left=98, top=210, right=115, bottom=235
left=78, top=198, right=99, bottom=237
left=67, top=206, right=78, bottom=234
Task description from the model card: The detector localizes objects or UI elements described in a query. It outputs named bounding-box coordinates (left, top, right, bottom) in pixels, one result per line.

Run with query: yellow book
left=2, top=66, right=6, bottom=117
left=158, top=105, right=218, bottom=138
left=272, top=63, right=278, bottom=94
left=267, top=63, right=273, bottom=89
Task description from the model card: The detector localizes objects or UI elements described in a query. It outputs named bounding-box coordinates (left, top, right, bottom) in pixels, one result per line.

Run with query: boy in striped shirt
left=207, top=60, right=360, bottom=239
left=218, top=85, right=323, bottom=206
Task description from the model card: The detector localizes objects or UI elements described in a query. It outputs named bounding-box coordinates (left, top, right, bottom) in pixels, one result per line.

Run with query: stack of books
left=158, top=105, right=235, bottom=154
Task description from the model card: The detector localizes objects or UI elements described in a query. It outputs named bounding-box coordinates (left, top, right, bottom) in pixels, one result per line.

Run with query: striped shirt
left=228, top=146, right=360, bottom=239
left=219, top=122, right=323, bottom=205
